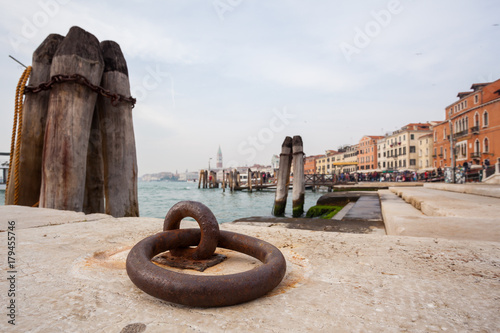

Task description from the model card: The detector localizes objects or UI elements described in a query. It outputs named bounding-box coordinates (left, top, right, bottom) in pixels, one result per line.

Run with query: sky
left=0, top=0, right=499, bottom=176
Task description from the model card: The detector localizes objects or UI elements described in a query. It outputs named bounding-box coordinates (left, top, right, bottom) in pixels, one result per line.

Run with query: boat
left=1, top=153, right=9, bottom=191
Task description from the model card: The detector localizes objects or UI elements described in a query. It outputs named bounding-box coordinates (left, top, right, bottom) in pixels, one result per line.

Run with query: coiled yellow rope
left=6, top=66, right=32, bottom=205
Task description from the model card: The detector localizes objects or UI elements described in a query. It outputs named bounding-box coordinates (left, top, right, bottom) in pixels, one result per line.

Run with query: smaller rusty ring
left=126, top=228, right=287, bottom=307
left=163, top=201, right=219, bottom=260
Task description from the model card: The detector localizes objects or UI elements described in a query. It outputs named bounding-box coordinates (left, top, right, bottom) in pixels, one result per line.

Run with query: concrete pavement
left=1, top=183, right=500, bottom=332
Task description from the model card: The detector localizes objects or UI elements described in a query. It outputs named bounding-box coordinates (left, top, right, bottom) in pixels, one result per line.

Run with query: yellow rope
left=6, top=66, right=32, bottom=205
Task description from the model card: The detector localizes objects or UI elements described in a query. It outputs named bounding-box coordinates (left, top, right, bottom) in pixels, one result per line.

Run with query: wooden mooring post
left=96, top=40, right=138, bottom=217
left=5, top=34, right=63, bottom=206
left=198, top=170, right=204, bottom=189
left=40, top=27, right=104, bottom=212
left=273, top=136, right=293, bottom=216
left=292, top=135, right=305, bottom=217
left=248, top=168, right=252, bottom=192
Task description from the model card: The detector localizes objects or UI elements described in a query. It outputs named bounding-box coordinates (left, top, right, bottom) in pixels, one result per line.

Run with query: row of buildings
left=306, top=79, right=500, bottom=176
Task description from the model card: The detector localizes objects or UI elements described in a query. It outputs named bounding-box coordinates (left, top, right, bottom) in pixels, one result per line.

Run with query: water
left=138, top=181, right=324, bottom=223
left=0, top=182, right=325, bottom=223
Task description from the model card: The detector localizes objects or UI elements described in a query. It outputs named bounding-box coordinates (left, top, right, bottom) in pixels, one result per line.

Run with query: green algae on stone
left=306, top=205, right=343, bottom=219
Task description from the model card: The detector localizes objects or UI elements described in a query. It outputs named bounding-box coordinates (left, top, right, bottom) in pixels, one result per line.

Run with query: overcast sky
left=1, top=0, right=499, bottom=175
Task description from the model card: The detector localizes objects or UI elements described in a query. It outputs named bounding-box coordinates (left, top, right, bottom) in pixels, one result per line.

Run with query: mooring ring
left=126, top=228, right=287, bottom=307
left=163, top=201, right=219, bottom=260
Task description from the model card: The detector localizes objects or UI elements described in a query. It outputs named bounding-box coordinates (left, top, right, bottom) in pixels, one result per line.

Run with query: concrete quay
left=1, top=191, right=500, bottom=332
left=381, top=183, right=500, bottom=242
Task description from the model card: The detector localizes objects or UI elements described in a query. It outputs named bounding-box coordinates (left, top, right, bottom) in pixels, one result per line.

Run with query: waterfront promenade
left=1, top=183, right=499, bottom=332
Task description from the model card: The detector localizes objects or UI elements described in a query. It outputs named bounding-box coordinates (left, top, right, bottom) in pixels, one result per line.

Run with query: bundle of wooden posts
left=6, top=26, right=138, bottom=217
left=273, top=135, right=305, bottom=217
left=198, top=170, right=218, bottom=189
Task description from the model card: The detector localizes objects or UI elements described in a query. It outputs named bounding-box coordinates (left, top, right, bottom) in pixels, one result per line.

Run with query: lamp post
left=449, top=120, right=455, bottom=183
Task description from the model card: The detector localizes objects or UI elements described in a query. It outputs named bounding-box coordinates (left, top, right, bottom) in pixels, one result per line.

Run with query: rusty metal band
left=24, top=73, right=136, bottom=107
left=126, top=228, right=287, bottom=307
left=163, top=201, right=219, bottom=260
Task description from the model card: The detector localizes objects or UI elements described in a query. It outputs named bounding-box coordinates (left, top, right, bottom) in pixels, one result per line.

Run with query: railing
left=485, top=165, right=496, bottom=179
left=470, top=152, right=481, bottom=159
left=454, top=129, right=469, bottom=138
left=470, top=126, right=479, bottom=134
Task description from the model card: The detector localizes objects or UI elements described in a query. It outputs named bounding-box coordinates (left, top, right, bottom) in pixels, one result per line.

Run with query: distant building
left=271, top=155, right=280, bottom=170
left=178, top=171, right=199, bottom=182
left=378, top=123, right=434, bottom=172
left=216, top=146, right=223, bottom=168
left=304, top=155, right=323, bottom=174
left=432, top=80, right=500, bottom=169
left=338, top=144, right=359, bottom=174
left=417, top=133, right=434, bottom=172
left=358, top=136, right=384, bottom=171
left=316, top=150, right=338, bottom=174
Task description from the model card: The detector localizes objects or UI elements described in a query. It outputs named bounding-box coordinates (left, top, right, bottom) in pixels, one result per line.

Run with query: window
left=464, top=100, right=467, bottom=108
left=411, top=134, right=415, bottom=140
left=475, top=139, right=480, bottom=153
left=474, top=95, right=479, bottom=104
left=410, top=146, right=416, bottom=153
left=474, top=112, right=480, bottom=127
left=444, top=148, right=447, bottom=159
left=410, top=159, right=416, bottom=166
left=443, top=128, right=446, bottom=140
left=419, top=149, right=422, bottom=157
left=483, top=111, right=489, bottom=127
left=484, top=137, right=489, bottom=153
left=419, top=160, right=422, bottom=168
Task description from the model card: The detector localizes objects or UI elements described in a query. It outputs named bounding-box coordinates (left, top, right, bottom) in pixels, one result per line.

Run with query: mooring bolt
left=126, top=201, right=287, bottom=307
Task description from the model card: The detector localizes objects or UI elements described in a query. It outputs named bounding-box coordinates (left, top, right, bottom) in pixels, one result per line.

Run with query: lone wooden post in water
left=273, top=136, right=293, bottom=216
left=292, top=135, right=305, bottom=217
left=40, top=26, right=104, bottom=212
left=97, top=40, right=138, bottom=217
left=6, top=34, right=63, bottom=206
left=248, top=168, right=252, bottom=192
left=229, top=170, right=234, bottom=192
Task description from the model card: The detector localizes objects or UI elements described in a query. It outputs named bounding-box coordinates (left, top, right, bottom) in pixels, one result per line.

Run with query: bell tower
left=216, top=146, right=223, bottom=168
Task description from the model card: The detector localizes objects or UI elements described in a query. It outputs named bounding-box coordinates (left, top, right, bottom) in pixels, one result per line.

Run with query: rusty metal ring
left=163, top=201, right=219, bottom=260
left=126, top=228, right=287, bottom=307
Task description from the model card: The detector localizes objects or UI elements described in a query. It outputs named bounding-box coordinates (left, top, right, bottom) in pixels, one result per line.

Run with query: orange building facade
left=358, top=136, right=383, bottom=171
left=433, top=80, right=500, bottom=168
left=304, top=155, right=323, bottom=174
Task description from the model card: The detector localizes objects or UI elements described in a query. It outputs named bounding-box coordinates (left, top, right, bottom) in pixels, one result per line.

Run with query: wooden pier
left=198, top=172, right=346, bottom=192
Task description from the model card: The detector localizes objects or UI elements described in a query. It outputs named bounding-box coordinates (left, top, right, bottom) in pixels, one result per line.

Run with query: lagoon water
left=0, top=181, right=325, bottom=223
left=138, top=181, right=325, bottom=223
